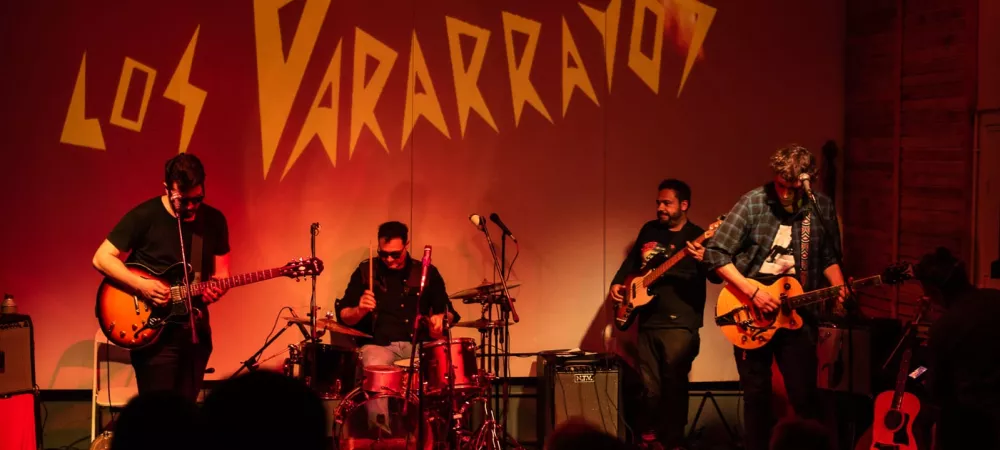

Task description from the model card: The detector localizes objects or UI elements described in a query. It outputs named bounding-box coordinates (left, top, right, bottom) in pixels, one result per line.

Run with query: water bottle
left=0, top=293, right=14, bottom=314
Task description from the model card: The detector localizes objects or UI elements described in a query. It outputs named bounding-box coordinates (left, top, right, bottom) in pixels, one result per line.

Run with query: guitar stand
left=687, top=390, right=741, bottom=447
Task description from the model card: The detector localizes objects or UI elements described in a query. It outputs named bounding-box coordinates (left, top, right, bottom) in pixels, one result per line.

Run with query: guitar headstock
left=281, top=257, right=325, bottom=280
left=703, top=214, right=727, bottom=239
left=882, top=261, right=914, bottom=285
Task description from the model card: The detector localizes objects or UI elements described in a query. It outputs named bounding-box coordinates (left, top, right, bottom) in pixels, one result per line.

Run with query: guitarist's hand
left=203, top=277, right=228, bottom=304
left=751, top=288, right=780, bottom=313
left=137, top=278, right=170, bottom=306
left=608, top=284, right=625, bottom=302
left=685, top=241, right=705, bottom=261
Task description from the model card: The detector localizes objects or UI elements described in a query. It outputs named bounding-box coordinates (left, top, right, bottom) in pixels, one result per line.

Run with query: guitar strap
left=799, top=209, right=811, bottom=290
left=191, top=232, right=204, bottom=284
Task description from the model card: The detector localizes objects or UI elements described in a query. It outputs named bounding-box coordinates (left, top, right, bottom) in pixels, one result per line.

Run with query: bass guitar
left=96, top=257, right=323, bottom=349
left=612, top=216, right=725, bottom=331
left=714, top=262, right=911, bottom=350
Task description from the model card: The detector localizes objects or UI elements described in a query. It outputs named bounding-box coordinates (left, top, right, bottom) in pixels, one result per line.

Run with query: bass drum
left=284, top=342, right=360, bottom=399
left=332, top=388, right=436, bottom=450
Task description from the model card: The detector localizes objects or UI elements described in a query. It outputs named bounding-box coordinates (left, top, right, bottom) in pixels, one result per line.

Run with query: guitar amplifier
left=817, top=318, right=902, bottom=395
left=536, top=352, right=624, bottom=444
left=0, top=314, right=35, bottom=396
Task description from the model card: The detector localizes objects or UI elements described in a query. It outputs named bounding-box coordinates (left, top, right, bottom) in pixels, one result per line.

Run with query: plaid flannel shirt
left=704, top=183, right=842, bottom=297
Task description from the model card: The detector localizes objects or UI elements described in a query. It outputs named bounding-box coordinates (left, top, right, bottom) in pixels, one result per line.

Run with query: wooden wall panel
left=843, top=0, right=977, bottom=320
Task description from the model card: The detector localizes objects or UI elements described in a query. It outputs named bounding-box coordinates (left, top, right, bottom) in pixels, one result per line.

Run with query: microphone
left=418, top=245, right=432, bottom=295
left=799, top=173, right=818, bottom=206
left=489, top=213, right=517, bottom=243
left=469, top=214, right=486, bottom=231
left=169, top=191, right=182, bottom=212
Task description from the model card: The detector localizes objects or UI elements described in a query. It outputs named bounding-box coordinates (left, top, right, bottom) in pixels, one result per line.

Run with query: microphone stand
left=171, top=199, right=198, bottom=345
left=805, top=189, right=859, bottom=446
left=403, top=271, right=427, bottom=448
left=309, top=223, right=320, bottom=392
left=477, top=223, right=521, bottom=449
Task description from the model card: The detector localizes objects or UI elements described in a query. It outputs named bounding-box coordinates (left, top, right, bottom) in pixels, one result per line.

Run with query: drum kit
left=272, top=280, right=523, bottom=450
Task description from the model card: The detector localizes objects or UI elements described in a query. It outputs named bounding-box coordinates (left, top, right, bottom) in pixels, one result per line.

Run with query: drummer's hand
left=429, top=313, right=446, bottom=339
left=358, top=290, right=377, bottom=315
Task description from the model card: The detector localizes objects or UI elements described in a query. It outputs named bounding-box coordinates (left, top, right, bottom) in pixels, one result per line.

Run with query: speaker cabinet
left=0, top=314, right=35, bottom=396
left=537, top=352, right=624, bottom=444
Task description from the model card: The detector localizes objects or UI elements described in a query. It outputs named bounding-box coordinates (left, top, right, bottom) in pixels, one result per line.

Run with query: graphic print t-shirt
left=759, top=224, right=796, bottom=276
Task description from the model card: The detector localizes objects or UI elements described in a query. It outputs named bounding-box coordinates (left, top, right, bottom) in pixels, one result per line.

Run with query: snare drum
left=419, top=338, right=480, bottom=396
left=285, top=342, right=359, bottom=399
left=362, top=365, right=405, bottom=395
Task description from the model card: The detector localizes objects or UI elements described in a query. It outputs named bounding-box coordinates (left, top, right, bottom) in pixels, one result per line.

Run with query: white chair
left=91, top=330, right=138, bottom=443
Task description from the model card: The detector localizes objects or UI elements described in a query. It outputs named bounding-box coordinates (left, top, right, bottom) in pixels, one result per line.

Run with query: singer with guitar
left=703, top=144, right=846, bottom=450
left=91, top=153, right=229, bottom=402
left=335, top=221, right=460, bottom=434
left=608, top=179, right=712, bottom=450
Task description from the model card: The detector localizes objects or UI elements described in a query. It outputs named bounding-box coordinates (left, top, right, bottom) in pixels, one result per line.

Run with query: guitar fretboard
left=786, top=275, right=883, bottom=309
left=641, top=228, right=716, bottom=288
left=169, top=268, right=284, bottom=300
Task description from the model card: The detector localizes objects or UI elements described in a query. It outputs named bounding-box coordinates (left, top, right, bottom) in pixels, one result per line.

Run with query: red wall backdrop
left=0, top=0, right=843, bottom=388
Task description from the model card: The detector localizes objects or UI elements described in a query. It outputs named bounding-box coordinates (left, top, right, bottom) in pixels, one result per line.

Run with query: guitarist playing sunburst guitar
left=91, top=153, right=229, bottom=403
left=703, top=144, right=847, bottom=450
left=607, top=178, right=712, bottom=450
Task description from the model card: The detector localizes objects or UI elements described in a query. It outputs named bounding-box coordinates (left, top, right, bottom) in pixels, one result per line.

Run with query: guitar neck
left=172, top=268, right=284, bottom=299
left=787, top=275, right=883, bottom=309
left=892, top=347, right=913, bottom=410
left=642, top=233, right=710, bottom=288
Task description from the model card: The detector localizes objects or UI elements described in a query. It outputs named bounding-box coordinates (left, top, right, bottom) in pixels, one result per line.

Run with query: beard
left=658, top=210, right=683, bottom=226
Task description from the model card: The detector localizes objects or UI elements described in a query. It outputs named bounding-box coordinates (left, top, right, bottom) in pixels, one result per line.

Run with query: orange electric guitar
left=715, top=262, right=912, bottom=350
left=96, top=257, right=323, bottom=349
left=612, top=216, right=725, bottom=331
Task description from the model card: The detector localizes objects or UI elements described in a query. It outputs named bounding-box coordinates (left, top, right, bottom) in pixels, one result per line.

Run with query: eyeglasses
left=178, top=195, right=205, bottom=205
left=378, top=249, right=404, bottom=259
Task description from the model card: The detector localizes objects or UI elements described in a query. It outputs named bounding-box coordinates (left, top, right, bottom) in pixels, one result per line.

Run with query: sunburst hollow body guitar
left=95, top=257, right=323, bottom=349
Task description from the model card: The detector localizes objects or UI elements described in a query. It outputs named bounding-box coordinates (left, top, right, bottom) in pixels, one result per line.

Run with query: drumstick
left=368, top=240, right=374, bottom=292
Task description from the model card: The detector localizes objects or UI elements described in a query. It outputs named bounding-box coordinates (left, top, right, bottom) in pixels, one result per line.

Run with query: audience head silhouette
left=110, top=390, right=203, bottom=450
left=201, top=369, right=327, bottom=450
left=544, top=418, right=636, bottom=450
left=769, top=417, right=833, bottom=450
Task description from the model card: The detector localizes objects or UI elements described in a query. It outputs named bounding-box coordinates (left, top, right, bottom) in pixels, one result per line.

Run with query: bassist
left=608, top=179, right=709, bottom=450
left=91, top=153, right=229, bottom=402
left=703, top=144, right=845, bottom=450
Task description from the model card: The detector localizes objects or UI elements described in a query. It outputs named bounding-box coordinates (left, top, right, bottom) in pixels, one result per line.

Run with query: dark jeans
left=130, top=324, right=213, bottom=403
left=734, top=325, right=819, bottom=450
left=636, top=327, right=700, bottom=448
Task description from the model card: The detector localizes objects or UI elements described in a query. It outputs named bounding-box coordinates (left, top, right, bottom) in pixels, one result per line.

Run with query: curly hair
left=769, top=144, right=817, bottom=181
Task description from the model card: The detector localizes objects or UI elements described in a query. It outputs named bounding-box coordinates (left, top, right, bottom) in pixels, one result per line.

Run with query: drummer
left=335, top=221, right=461, bottom=433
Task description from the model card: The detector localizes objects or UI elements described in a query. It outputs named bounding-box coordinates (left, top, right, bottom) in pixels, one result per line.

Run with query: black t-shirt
left=106, top=196, right=230, bottom=319
left=611, top=220, right=708, bottom=330
left=335, top=257, right=460, bottom=346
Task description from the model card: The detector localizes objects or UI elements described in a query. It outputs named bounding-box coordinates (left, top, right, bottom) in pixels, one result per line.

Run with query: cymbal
left=283, top=316, right=372, bottom=339
left=449, top=282, right=520, bottom=299
left=451, top=318, right=516, bottom=329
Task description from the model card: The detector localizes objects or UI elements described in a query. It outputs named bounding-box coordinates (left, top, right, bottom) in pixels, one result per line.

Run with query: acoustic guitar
left=612, top=216, right=725, bottom=331
left=95, top=257, right=323, bottom=349
left=714, top=262, right=911, bottom=350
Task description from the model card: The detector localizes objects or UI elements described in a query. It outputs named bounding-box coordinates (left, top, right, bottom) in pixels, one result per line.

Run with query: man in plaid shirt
left=703, top=144, right=846, bottom=450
